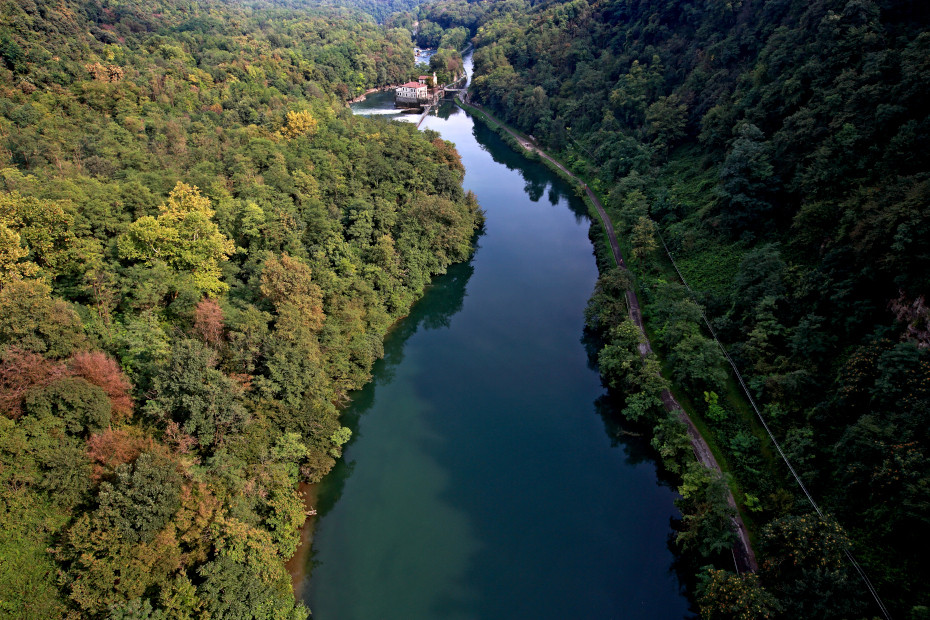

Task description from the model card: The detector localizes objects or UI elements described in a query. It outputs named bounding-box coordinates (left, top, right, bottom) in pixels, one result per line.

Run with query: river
left=295, top=56, right=692, bottom=619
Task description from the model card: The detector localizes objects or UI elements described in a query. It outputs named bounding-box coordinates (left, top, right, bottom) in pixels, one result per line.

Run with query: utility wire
left=655, top=229, right=892, bottom=620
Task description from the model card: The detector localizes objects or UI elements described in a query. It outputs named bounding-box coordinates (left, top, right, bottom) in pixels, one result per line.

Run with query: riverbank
left=284, top=482, right=322, bottom=596
left=347, top=85, right=393, bottom=104
left=458, top=97, right=758, bottom=574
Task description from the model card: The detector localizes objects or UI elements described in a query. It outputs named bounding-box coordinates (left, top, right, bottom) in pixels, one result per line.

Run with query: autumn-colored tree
left=431, top=138, right=465, bottom=175
left=0, top=347, right=65, bottom=418
left=173, top=481, right=222, bottom=567
left=162, top=420, right=197, bottom=455
left=280, top=110, right=318, bottom=139
left=0, top=222, right=36, bottom=287
left=757, top=513, right=867, bottom=618
left=697, top=567, right=781, bottom=619
left=192, top=297, right=225, bottom=346
left=57, top=512, right=183, bottom=615
left=0, top=4, right=483, bottom=616
left=0, top=192, right=74, bottom=272
left=86, top=428, right=155, bottom=482
left=631, top=216, right=658, bottom=261
left=117, top=183, right=234, bottom=297
left=69, top=351, right=134, bottom=422
left=261, top=253, right=326, bottom=333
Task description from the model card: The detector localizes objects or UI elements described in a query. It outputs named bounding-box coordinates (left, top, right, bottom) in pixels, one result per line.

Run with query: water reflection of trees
left=434, top=100, right=463, bottom=121
left=470, top=118, right=590, bottom=223
left=311, top=255, right=477, bottom=518
left=584, top=322, right=680, bottom=489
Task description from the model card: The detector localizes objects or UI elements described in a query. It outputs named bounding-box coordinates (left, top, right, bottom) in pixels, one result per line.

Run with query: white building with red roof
left=396, top=81, right=428, bottom=100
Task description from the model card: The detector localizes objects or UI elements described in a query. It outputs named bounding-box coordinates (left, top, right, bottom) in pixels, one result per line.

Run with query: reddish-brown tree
left=69, top=351, right=134, bottom=423
left=162, top=420, right=197, bottom=455
left=0, top=347, right=65, bottom=418
left=192, top=297, right=225, bottom=346
left=85, top=428, right=155, bottom=482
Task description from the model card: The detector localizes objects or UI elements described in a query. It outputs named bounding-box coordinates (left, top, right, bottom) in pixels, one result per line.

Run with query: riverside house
left=395, top=81, right=428, bottom=104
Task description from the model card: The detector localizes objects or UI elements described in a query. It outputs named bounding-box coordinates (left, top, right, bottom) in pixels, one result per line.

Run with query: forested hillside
left=0, top=0, right=482, bottom=616
left=439, top=0, right=929, bottom=617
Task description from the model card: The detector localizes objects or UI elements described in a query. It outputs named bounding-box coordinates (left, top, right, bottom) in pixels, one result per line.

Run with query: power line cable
left=655, top=229, right=892, bottom=620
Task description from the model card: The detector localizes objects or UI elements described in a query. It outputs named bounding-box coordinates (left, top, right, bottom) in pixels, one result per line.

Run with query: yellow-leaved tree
left=117, top=183, right=234, bottom=297
left=0, top=222, right=33, bottom=288
left=0, top=191, right=75, bottom=288
left=280, top=110, right=318, bottom=139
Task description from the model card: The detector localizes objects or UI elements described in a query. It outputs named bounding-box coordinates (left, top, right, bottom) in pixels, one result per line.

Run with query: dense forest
left=418, top=0, right=929, bottom=617
left=0, top=0, right=483, bottom=616
left=2, top=0, right=928, bottom=616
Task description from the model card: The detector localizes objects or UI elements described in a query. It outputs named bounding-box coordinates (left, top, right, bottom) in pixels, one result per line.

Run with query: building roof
left=419, top=75, right=430, bottom=79
left=400, top=81, right=425, bottom=88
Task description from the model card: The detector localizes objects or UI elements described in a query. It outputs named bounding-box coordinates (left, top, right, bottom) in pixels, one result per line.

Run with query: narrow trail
left=461, top=99, right=758, bottom=574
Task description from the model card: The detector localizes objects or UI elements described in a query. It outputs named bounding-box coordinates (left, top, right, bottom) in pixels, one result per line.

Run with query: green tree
left=439, top=26, right=469, bottom=51
left=609, top=58, right=662, bottom=127
left=729, top=244, right=786, bottom=327
left=584, top=267, right=632, bottom=335
left=645, top=94, right=687, bottom=154
left=651, top=412, right=693, bottom=474
left=670, top=334, right=728, bottom=394
left=0, top=32, right=26, bottom=73
left=676, top=464, right=736, bottom=557
left=23, top=376, right=111, bottom=437
left=0, top=279, right=86, bottom=358
left=717, top=123, right=777, bottom=236
left=147, top=339, right=246, bottom=448
left=262, top=478, right=306, bottom=559
left=703, top=391, right=727, bottom=422
left=429, top=48, right=464, bottom=84
left=97, top=452, right=183, bottom=544
left=597, top=320, right=645, bottom=390
left=198, top=517, right=309, bottom=620
left=416, top=20, right=443, bottom=48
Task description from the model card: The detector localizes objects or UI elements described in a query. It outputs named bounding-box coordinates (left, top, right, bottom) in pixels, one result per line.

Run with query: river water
left=296, top=57, right=692, bottom=619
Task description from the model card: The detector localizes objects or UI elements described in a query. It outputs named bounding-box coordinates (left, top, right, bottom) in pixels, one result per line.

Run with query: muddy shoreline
left=284, top=481, right=322, bottom=596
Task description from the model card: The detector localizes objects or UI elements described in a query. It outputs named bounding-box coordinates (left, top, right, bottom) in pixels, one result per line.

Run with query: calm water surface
left=299, top=59, right=692, bottom=620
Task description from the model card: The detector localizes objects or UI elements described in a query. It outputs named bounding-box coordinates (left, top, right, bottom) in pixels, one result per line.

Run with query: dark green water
left=299, top=66, right=691, bottom=620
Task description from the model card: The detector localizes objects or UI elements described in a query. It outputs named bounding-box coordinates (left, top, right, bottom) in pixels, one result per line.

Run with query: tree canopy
left=0, top=0, right=483, bottom=614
